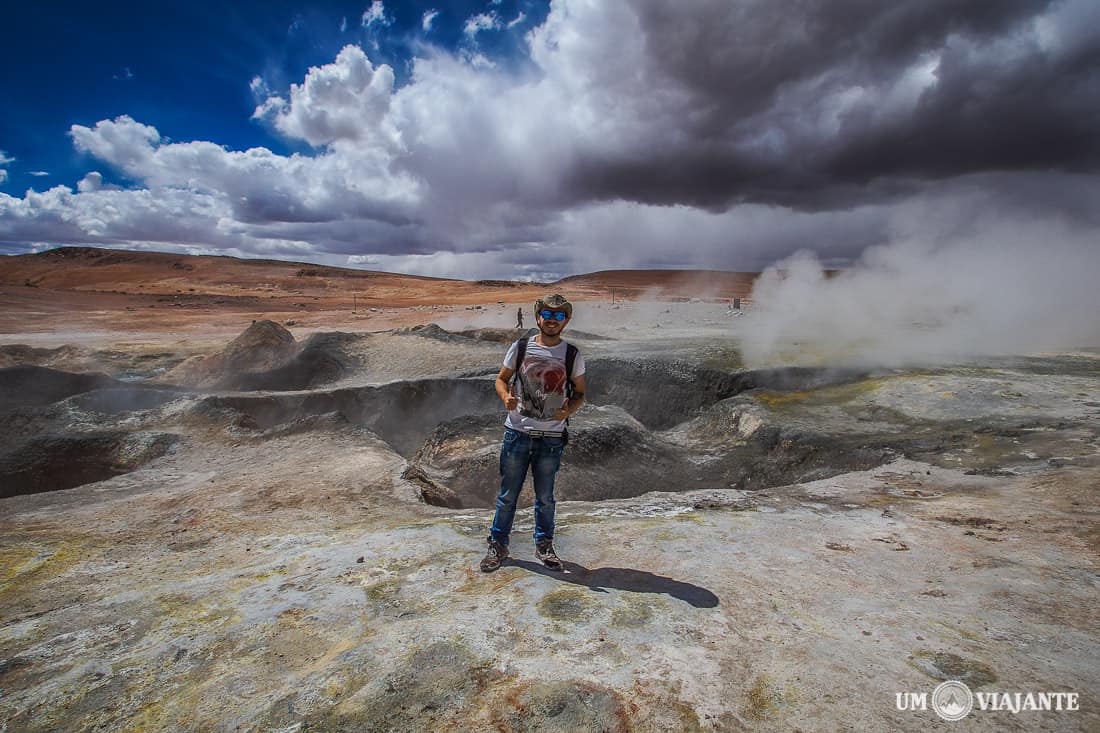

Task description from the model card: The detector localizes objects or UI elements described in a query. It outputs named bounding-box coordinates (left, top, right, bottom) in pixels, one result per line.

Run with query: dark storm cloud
left=3, top=0, right=1097, bottom=278
left=567, top=0, right=1099, bottom=209
left=231, top=189, right=417, bottom=227
left=824, top=36, right=1100, bottom=180
left=635, top=0, right=1047, bottom=121
left=566, top=146, right=929, bottom=211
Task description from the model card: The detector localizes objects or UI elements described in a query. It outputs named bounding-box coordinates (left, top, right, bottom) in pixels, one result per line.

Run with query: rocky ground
left=1, top=289, right=1098, bottom=731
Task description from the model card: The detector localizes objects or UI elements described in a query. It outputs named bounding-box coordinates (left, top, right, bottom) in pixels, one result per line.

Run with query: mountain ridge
left=1, top=246, right=759, bottom=296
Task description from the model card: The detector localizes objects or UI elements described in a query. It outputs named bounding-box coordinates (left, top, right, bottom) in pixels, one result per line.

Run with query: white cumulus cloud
left=253, top=45, right=398, bottom=149
left=77, top=171, right=103, bottom=192
left=361, top=1, right=389, bottom=28
left=0, top=0, right=1096, bottom=294
left=70, top=115, right=161, bottom=173
left=463, top=12, right=501, bottom=38
left=249, top=75, right=270, bottom=99
left=0, top=150, right=13, bottom=183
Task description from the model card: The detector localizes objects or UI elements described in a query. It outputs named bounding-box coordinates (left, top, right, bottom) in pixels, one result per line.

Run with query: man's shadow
left=508, top=559, right=719, bottom=609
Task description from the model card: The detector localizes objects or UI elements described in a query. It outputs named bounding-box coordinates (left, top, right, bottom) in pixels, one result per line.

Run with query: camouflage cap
left=534, top=293, right=573, bottom=318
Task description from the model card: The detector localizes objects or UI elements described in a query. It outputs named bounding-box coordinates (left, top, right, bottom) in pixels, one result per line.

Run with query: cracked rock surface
left=2, top=315, right=1098, bottom=731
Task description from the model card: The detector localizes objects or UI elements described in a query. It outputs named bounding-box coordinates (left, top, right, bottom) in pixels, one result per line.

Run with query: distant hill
left=0, top=246, right=456, bottom=295
left=0, top=247, right=760, bottom=336
left=1, top=247, right=758, bottom=300
left=556, top=269, right=757, bottom=299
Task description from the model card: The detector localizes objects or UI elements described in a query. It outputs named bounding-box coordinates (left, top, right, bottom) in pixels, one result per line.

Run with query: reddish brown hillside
left=557, top=269, right=757, bottom=300
left=2, top=247, right=455, bottom=296
left=0, top=247, right=759, bottom=337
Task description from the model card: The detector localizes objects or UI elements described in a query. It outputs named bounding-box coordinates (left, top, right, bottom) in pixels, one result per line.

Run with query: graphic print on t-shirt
left=516, top=355, right=567, bottom=419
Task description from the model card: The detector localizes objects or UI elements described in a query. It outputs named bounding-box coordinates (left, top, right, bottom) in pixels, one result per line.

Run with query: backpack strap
left=565, top=342, right=578, bottom=398
left=564, top=342, right=579, bottom=427
left=509, top=337, right=530, bottom=390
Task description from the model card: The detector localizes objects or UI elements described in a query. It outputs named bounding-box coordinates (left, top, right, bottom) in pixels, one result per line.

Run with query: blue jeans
left=488, top=428, right=564, bottom=546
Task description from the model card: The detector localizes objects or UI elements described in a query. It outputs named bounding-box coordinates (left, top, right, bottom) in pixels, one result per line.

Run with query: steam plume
left=741, top=223, right=1100, bottom=367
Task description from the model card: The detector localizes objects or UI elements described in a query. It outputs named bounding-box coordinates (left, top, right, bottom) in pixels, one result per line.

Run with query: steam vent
left=3, top=309, right=1099, bottom=731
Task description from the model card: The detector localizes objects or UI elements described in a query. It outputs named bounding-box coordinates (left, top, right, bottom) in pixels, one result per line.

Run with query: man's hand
left=554, top=391, right=584, bottom=422
left=496, top=366, right=517, bottom=411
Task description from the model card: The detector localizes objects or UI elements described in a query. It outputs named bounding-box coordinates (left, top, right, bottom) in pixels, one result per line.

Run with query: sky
left=1, top=0, right=1099, bottom=282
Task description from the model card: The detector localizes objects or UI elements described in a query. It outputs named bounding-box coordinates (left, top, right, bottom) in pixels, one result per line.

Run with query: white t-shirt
left=503, top=338, right=586, bottom=433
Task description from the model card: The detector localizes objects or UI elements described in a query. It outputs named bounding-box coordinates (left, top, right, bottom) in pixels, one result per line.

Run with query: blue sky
left=1, top=1, right=1098, bottom=280
left=1, top=1, right=545, bottom=194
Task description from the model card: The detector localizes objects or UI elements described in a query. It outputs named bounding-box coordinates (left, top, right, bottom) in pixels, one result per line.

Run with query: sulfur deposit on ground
left=2, top=295, right=1099, bottom=730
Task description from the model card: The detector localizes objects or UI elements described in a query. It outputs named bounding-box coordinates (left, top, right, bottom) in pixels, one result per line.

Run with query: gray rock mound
left=221, top=319, right=298, bottom=373
left=0, top=344, right=85, bottom=369
left=165, top=322, right=361, bottom=391
left=455, top=327, right=534, bottom=343
left=455, top=327, right=609, bottom=343
left=168, top=320, right=298, bottom=388
left=0, top=344, right=186, bottom=379
left=234, top=332, right=363, bottom=391
left=395, top=323, right=472, bottom=343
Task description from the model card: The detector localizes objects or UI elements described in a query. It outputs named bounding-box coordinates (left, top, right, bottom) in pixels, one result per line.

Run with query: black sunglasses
left=538, top=309, right=567, bottom=321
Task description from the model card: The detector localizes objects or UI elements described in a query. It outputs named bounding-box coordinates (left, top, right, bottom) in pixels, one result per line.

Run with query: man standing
left=516, top=307, right=524, bottom=329
left=481, top=294, right=586, bottom=572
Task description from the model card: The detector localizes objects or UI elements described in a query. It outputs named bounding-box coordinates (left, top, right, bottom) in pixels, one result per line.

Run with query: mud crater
left=3, top=323, right=1097, bottom=507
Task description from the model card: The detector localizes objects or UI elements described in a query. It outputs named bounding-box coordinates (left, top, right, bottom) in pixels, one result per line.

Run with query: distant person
left=516, top=307, right=524, bottom=329
left=481, top=294, right=586, bottom=572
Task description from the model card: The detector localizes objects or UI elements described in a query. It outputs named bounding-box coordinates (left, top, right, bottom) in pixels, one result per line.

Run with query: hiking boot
left=480, top=539, right=508, bottom=572
left=535, top=539, right=563, bottom=571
